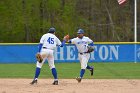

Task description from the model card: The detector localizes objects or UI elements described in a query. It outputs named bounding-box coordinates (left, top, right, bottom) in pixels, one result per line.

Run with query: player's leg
left=30, top=60, right=45, bottom=84
left=86, top=65, right=94, bottom=76
left=47, top=50, right=58, bottom=85
left=30, top=52, right=47, bottom=85
left=76, top=54, right=87, bottom=83
left=34, top=61, right=45, bottom=79
left=86, top=54, right=94, bottom=76
left=80, top=55, right=88, bottom=77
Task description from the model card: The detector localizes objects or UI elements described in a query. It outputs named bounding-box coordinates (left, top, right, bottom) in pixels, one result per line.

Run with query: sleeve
left=69, top=38, right=76, bottom=44
left=38, top=35, right=44, bottom=52
left=60, top=40, right=66, bottom=47
left=87, top=37, right=94, bottom=46
left=39, top=35, right=45, bottom=44
left=56, top=37, right=62, bottom=46
left=38, top=43, right=43, bottom=52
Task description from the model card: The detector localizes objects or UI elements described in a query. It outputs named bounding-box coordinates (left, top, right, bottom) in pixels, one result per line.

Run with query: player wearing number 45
left=66, top=28, right=94, bottom=83
left=30, top=27, right=66, bottom=85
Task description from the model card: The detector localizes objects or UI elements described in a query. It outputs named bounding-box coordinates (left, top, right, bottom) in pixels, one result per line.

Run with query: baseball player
left=30, top=27, right=66, bottom=85
left=67, top=29, right=94, bottom=83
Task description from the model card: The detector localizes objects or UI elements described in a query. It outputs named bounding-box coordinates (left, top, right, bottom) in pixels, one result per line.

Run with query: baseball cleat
left=52, top=81, right=58, bottom=85
left=76, top=77, right=82, bottom=83
left=30, top=79, right=37, bottom=85
left=90, top=67, right=94, bottom=76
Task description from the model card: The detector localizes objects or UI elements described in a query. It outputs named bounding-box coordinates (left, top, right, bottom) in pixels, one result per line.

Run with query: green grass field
left=0, top=62, right=140, bottom=79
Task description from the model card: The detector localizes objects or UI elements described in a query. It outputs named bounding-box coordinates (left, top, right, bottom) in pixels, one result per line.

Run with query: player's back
left=40, top=33, right=61, bottom=50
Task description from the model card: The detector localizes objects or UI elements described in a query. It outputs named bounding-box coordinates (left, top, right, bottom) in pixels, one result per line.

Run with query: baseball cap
left=48, top=27, right=56, bottom=33
left=77, top=29, right=84, bottom=34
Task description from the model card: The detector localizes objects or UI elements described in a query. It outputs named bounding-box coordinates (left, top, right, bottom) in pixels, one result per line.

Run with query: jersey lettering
left=47, top=37, right=54, bottom=44
left=77, top=41, right=87, bottom=44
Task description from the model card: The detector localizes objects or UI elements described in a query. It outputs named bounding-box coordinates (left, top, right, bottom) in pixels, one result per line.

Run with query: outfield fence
left=0, top=42, right=140, bottom=63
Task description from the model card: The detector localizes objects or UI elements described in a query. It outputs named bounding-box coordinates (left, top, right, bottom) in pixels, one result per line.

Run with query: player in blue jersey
left=68, top=29, right=94, bottom=83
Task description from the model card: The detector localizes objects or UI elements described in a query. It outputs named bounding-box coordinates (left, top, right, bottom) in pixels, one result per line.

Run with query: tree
left=0, top=0, right=139, bottom=42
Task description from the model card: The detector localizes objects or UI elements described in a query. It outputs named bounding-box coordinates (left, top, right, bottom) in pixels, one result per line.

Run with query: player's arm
left=59, top=34, right=70, bottom=47
left=59, top=40, right=66, bottom=47
left=62, top=34, right=76, bottom=44
left=55, top=36, right=66, bottom=47
left=59, top=38, right=75, bottom=47
left=89, top=42, right=94, bottom=46
left=38, top=35, right=45, bottom=52
left=86, top=37, right=94, bottom=53
left=60, top=38, right=73, bottom=47
left=38, top=43, right=43, bottom=52
left=36, top=43, right=43, bottom=63
left=68, top=38, right=76, bottom=44
left=87, top=37, right=94, bottom=46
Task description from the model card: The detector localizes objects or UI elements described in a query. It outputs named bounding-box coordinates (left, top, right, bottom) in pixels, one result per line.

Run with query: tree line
left=0, top=0, right=139, bottom=43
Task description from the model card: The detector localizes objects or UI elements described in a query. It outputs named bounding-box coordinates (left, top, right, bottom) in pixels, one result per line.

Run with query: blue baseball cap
left=48, top=27, right=56, bottom=33
left=77, top=29, right=84, bottom=34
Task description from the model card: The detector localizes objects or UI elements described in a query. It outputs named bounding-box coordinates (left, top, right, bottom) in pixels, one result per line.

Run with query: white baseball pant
left=36, top=48, right=55, bottom=69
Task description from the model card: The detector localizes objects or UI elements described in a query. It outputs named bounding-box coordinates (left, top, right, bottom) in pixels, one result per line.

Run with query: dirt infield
left=0, top=79, right=140, bottom=93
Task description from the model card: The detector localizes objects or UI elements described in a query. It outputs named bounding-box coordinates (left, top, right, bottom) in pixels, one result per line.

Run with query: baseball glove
left=63, top=35, right=70, bottom=42
left=36, top=53, right=43, bottom=63
left=87, top=46, right=94, bottom=53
